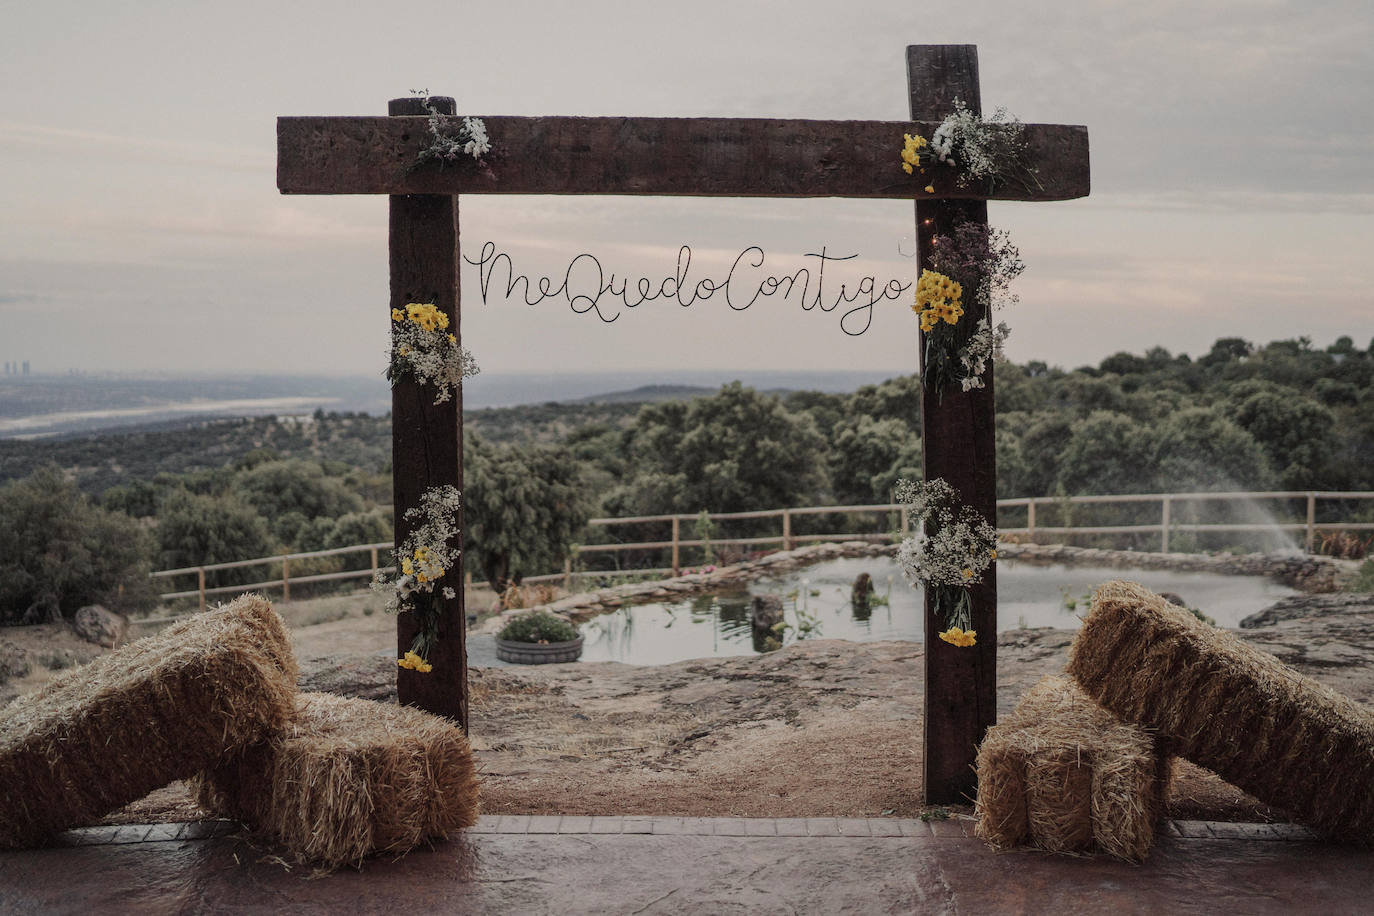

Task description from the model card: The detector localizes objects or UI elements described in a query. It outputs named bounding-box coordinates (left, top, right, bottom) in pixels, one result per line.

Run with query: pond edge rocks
left=477, top=542, right=1358, bottom=634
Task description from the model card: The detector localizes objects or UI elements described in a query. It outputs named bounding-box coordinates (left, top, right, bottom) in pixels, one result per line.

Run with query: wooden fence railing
left=151, top=491, right=1374, bottom=609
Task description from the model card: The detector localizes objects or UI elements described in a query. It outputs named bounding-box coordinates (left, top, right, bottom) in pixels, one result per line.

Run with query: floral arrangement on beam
left=415, top=95, right=491, bottom=166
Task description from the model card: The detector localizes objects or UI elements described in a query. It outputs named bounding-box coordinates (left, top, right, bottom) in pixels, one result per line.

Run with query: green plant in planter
left=498, top=611, right=578, bottom=644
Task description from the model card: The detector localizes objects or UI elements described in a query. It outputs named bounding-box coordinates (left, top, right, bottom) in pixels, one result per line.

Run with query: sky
left=1, top=0, right=1371, bottom=378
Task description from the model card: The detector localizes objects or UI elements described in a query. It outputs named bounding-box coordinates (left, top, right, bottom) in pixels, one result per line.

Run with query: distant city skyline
left=2, top=1, right=1370, bottom=376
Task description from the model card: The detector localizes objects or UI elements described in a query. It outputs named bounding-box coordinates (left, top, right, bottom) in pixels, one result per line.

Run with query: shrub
left=497, top=611, right=577, bottom=644
left=0, top=467, right=158, bottom=623
left=1349, top=560, right=1374, bottom=594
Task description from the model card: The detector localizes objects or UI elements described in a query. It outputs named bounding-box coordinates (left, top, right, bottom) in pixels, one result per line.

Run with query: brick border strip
left=56, top=817, right=1316, bottom=847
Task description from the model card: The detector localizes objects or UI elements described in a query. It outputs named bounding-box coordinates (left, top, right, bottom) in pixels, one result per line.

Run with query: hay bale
left=196, top=692, right=480, bottom=869
left=0, top=594, right=297, bottom=848
left=975, top=676, right=1168, bottom=861
left=1068, top=579, right=1374, bottom=841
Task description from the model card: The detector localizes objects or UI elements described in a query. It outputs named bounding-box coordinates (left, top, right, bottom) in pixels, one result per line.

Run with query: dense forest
left=2, top=334, right=1371, bottom=622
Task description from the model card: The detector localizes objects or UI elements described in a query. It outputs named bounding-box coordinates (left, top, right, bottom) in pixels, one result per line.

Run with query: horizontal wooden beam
left=278, top=115, right=1089, bottom=201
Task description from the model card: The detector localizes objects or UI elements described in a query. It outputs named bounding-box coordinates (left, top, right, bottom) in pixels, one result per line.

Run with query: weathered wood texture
left=388, top=96, right=468, bottom=729
left=911, top=44, right=1000, bottom=806
left=278, top=115, right=1089, bottom=201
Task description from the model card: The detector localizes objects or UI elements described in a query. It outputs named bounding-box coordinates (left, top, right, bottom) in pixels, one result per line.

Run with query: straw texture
left=1068, top=579, right=1374, bottom=841
left=197, top=692, right=480, bottom=869
left=0, top=594, right=298, bottom=848
left=975, top=676, right=1169, bottom=861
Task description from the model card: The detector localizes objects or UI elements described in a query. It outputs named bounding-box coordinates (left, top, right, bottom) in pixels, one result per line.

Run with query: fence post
left=281, top=556, right=291, bottom=603
left=782, top=508, right=793, bottom=551
left=197, top=567, right=206, bottom=613
left=1026, top=499, right=1036, bottom=540
left=900, top=505, right=910, bottom=538
left=370, top=546, right=379, bottom=577
left=1306, top=492, right=1317, bottom=553
left=1160, top=496, right=1171, bottom=553
left=563, top=556, right=572, bottom=592
left=671, top=516, right=681, bottom=577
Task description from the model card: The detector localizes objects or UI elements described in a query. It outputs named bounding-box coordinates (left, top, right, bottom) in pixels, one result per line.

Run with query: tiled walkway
left=1, top=817, right=1366, bottom=915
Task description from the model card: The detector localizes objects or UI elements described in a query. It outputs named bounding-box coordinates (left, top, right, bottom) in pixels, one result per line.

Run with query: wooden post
left=389, top=96, right=468, bottom=730
left=197, top=567, right=206, bottom=613
left=1306, top=492, right=1317, bottom=553
left=281, top=555, right=290, bottom=602
left=1161, top=496, right=1172, bottom=553
left=1026, top=499, right=1036, bottom=541
left=900, top=505, right=910, bottom=537
left=782, top=509, right=793, bottom=551
left=910, top=44, right=998, bottom=805
left=370, top=546, right=379, bottom=576
left=671, top=516, right=681, bottom=576
left=563, top=556, right=573, bottom=591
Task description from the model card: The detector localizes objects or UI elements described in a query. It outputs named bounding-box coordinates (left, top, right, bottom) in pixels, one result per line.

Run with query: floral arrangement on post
left=914, top=221, right=1023, bottom=394
left=387, top=302, right=479, bottom=405
left=372, top=484, right=463, bottom=671
left=894, top=478, right=998, bottom=648
left=415, top=95, right=491, bottom=166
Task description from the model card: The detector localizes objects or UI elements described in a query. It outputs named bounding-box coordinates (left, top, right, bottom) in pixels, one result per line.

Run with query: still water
left=578, top=557, right=1300, bottom=666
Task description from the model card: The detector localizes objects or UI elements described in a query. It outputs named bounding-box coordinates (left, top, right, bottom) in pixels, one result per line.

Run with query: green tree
left=233, top=459, right=364, bottom=543
left=0, top=467, right=157, bottom=623
left=1199, top=337, right=1253, bottom=367
left=607, top=382, right=829, bottom=516
left=1056, top=411, right=1155, bottom=496
left=1150, top=407, right=1274, bottom=491
left=156, top=489, right=276, bottom=587
left=463, top=435, right=591, bottom=592
left=1223, top=388, right=1337, bottom=488
left=1016, top=414, right=1075, bottom=497
left=325, top=509, right=393, bottom=549
left=829, top=416, right=921, bottom=506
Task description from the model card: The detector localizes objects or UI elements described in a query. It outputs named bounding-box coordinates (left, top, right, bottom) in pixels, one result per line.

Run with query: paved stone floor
left=1, top=816, right=1369, bottom=915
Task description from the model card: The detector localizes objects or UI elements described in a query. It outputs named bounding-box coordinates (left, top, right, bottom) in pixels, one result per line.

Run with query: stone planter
left=495, top=635, right=585, bottom=665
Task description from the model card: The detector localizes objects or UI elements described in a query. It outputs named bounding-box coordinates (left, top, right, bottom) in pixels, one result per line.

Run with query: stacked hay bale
left=1068, top=580, right=1374, bottom=841
left=0, top=595, right=297, bottom=848
left=975, top=676, right=1169, bottom=862
left=196, top=692, right=480, bottom=869
left=0, top=592, right=481, bottom=867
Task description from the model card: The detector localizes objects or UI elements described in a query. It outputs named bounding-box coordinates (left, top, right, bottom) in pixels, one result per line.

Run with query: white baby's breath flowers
left=372, top=485, right=464, bottom=662
left=929, top=99, right=1029, bottom=191
left=461, top=116, right=491, bottom=158
left=388, top=303, right=479, bottom=405
left=416, top=98, right=491, bottom=165
left=958, top=320, right=1011, bottom=392
left=894, top=478, right=999, bottom=646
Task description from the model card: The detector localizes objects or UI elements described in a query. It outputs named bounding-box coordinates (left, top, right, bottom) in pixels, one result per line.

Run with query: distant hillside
left=0, top=389, right=681, bottom=493
left=573, top=384, right=715, bottom=404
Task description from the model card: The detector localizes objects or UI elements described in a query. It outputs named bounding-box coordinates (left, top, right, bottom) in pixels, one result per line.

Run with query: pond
left=577, top=556, right=1300, bottom=666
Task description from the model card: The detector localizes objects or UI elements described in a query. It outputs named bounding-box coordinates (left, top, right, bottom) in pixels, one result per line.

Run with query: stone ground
left=98, top=601, right=1374, bottom=826
left=3, top=816, right=1369, bottom=915
left=3, top=566, right=1373, bottom=911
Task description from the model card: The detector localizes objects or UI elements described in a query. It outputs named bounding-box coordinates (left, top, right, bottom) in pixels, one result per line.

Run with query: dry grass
left=196, top=692, right=479, bottom=870
left=0, top=594, right=297, bottom=848
left=1068, top=579, right=1374, bottom=841
left=975, top=676, right=1169, bottom=862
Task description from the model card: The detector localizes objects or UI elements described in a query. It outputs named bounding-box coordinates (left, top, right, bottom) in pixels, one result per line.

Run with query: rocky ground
left=3, top=563, right=1371, bottom=828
